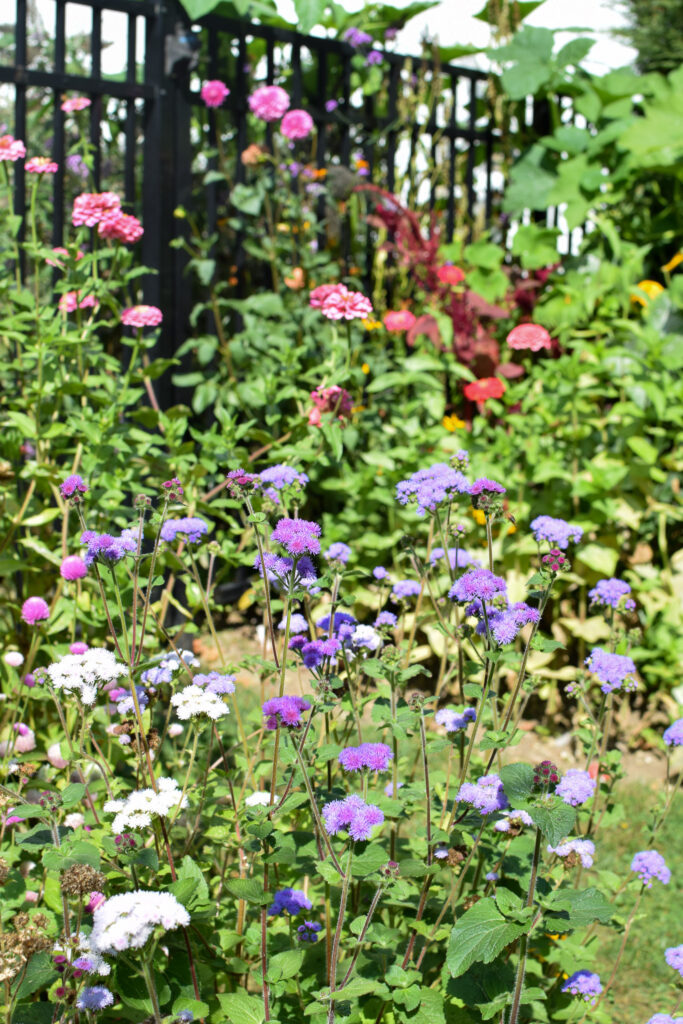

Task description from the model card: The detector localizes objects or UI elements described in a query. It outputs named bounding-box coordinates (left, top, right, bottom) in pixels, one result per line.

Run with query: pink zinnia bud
left=280, top=109, right=314, bottom=140
left=60, top=555, right=88, bottom=580
left=61, top=96, right=91, bottom=112
left=120, top=305, right=163, bottom=328
left=383, top=310, right=416, bottom=332
left=248, top=85, right=290, bottom=122
left=21, top=597, right=50, bottom=625
left=69, top=641, right=89, bottom=654
left=26, top=156, right=58, bottom=174
left=200, top=79, right=230, bottom=108
left=85, top=891, right=106, bottom=913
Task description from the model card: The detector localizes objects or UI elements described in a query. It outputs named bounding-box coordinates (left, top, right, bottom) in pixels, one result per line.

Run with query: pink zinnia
left=61, top=96, right=91, bottom=113
left=280, top=109, right=314, bottom=140
left=437, top=264, right=465, bottom=285
left=463, top=377, right=506, bottom=403
left=308, top=385, right=353, bottom=426
left=321, top=285, right=373, bottom=321
left=60, top=555, right=88, bottom=581
left=72, top=191, right=121, bottom=228
left=121, top=305, right=163, bottom=328
left=201, top=80, right=230, bottom=108
left=26, top=157, right=58, bottom=174
left=21, top=597, right=50, bottom=625
left=0, top=135, right=26, bottom=162
left=98, top=210, right=144, bottom=243
left=70, top=642, right=89, bottom=654
left=59, top=291, right=98, bottom=314
left=506, top=323, right=552, bottom=352
left=46, top=246, right=84, bottom=268
left=248, top=85, right=290, bottom=122
left=383, top=310, right=416, bottom=332
left=309, top=283, right=344, bottom=308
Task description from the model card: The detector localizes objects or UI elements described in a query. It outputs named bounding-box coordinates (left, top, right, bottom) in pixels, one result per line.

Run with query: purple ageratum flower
left=396, top=463, right=470, bottom=516
left=271, top=517, right=321, bottom=556
left=279, top=613, right=308, bottom=634
left=325, top=99, right=339, bottom=112
left=262, top=695, right=311, bottom=730
left=588, top=577, right=635, bottom=611
left=301, top=638, right=340, bottom=669
left=21, top=597, right=50, bottom=625
left=548, top=839, right=595, bottom=869
left=325, top=542, right=351, bottom=564
left=449, top=569, right=507, bottom=603
left=665, top=945, right=683, bottom=978
left=429, top=547, right=479, bottom=570
left=116, top=686, right=149, bottom=715
left=555, top=769, right=596, bottom=807
left=434, top=844, right=449, bottom=859
left=469, top=478, right=506, bottom=497
left=530, top=515, right=583, bottom=549
left=297, top=920, right=322, bottom=942
left=76, top=986, right=114, bottom=1010
left=647, top=1017, right=683, bottom=1024
left=435, top=707, right=476, bottom=733
left=316, top=611, right=356, bottom=635
left=257, top=464, right=308, bottom=503
left=338, top=742, right=393, bottom=772
left=322, top=794, right=384, bottom=841
left=561, top=971, right=602, bottom=1004
left=392, top=579, right=421, bottom=601
left=66, top=153, right=89, bottom=179
left=366, top=50, right=383, bottom=65
left=456, top=774, right=509, bottom=816
left=494, top=809, right=534, bottom=833
left=254, top=552, right=318, bottom=591
left=60, top=474, right=88, bottom=498
left=160, top=517, right=209, bottom=544
left=585, top=647, right=637, bottom=694
left=193, top=672, right=236, bottom=695
left=344, top=27, right=373, bottom=47
left=80, top=529, right=138, bottom=567
left=384, top=781, right=403, bottom=796
left=664, top=718, right=683, bottom=746
left=375, top=611, right=398, bottom=628
left=373, top=566, right=388, bottom=580
left=268, top=887, right=312, bottom=917
left=631, top=849, right=671, bottom=888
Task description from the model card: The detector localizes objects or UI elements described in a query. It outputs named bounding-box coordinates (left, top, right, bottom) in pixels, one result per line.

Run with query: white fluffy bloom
left=245, top=791, right=278, bottom=807
left=64, top=812, right=85, bottom=829
left=89, top=890, right=190, bottom=954
left=53, top=936, right=111, bottom=977
left=170, top=685, right=229, bottom=721
left=46, top=648, right=127, bottom=705
left=4, top=651, right=24, bottom=668
left=351, top=625, right=382, bottom=652
left=104, top=778, right=188, bottom=834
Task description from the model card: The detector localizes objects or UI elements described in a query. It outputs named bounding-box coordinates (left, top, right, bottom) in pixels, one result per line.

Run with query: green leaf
left=293, top=0, right=327, bottom=32
left=530, top=633, right=565, bottom=653
left=231, top=183, right=263, bottom=217
left=510, top=224, right=561, bottom=270
left=499, top=763, right=536, bottom=802
left=626, top=436, right=659, bottom=465
left=12, top=952, right=58, bottom=1000
left=529, top=802, right=576, bottom=846
left=176, top=0, right=222, bottom=17
left=266, top=948, right=305, bottom=983
left=543, top=887, right=613, bottom=928
left=218, top=990, right=266, bottom=1024
left=447, top=898, right=526, bottom=978
left=169, top=855, right=211, bottom=914
left=575, top=543, right=618, bottom=577
left=60, top=782, right=86, bottom=807
left=350, top=843, right=388, bottom=877
left=223, top=878, right=270, bottom=904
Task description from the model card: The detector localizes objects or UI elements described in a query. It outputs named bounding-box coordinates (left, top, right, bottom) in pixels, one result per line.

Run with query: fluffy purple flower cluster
left=665, top=945, right=683, bottom=978
left=80, top=529, right=137, bottom=566
left=322, top=795, right=384, bottom=840
left=647, top=1016, right=683, bottom=1024
left=429, top=547, right=479, bottom=570
left=344, top=27, right=373, bottom=46
left=585, top=647, right=637, bottom=693
left=530, top=515, right=583, bottom=549
left=271, top=518, right=321, bottom=555
left=663, top=718, right=683, bottom=746
left=470, top=478, right=505, bottom=496
left=316, top=611, right=356, bottom=635
left=548, top=839, right=595, bottom=868
left=76, top=986, right=114, bottom=1010
left=338, top=742, right=393, bottom=772
left=469, top=477, right=506, bottom=512
left=396, top=463, right=470, bottom=516
left=392, top=579, right=421, bottom=600
left=193, top=672, right=236, bottom=695
left=257, top=464, right=308, bottom=502
left=631, top=849, right=671, bottom=887
left=561, top=970, right=602, bottom=1003
left=325, top=542, right=351, bottom=564
left=255, top=552, right=318, bottom=590
left=160, top=517, right=208, bottom=544
left=555, top=769, right=596, bottom=807
left=60, top=474, right=88, bottom=498
left=457, top=774, right=509, bottom=815
left=472, top=601, right=540, bottom=646
left=435, top=707, right=476, bottom=733
left=449, top=569, right=507, bottom=603
left=373, top=566, right=388, bottom=580
left=288, top=637, right=340, bottom=669
left=297, top=920, right=322, bottom=942
left=280, top=613, right=308, bottom=634
left=494, top=809, right=534, bottom=833
left=262, top=696, right=311, bottom=730
left=588, top=577, right=635, bottom=611
left=268, top=888, right=312, bottom=916
left=375, top=611, right=398, bottom=628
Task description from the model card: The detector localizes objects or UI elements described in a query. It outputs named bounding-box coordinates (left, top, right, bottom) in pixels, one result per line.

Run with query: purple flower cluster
left=456, top=774, right=509, bottom=815
left=316, top=611, right=356, bottom=635
left=255, top=552, right=318, bottom=590
left=469, top=478, right=505, bottom=497
left=548, top=839, right=595, bottom=868
left=262, top=695, right=311, bottom=730
left=585, top=648, right=637, bottom=693
left=469, top=477, right=506, bottom=512
left=665, top=945, right=683, bottom=978
left=325, top=542, right=351, bottom=564
left=375, top=611, right=398, bottom=628
left=297, top=920, right=322, bottom=942
left=289, top=637, right=340, bottom=669
left=60, top=474, right=88, bottom=499
left=429, top=547, right=479, bottom=570
left=160, top=517, right=209, bottom=544
left=344, top=27, right=373, bottom=46
left=338, top=742, right=393, bottom=772
left=280, top=613, right=308, bottom=634
left=80, top=529, right=138, bottom=566
left=435, top=707, right=476, bottom=733
left=449, top=569, right=507, bottom=603
left=373, top=566, right=388, bottom=580
left=322, top=795, right=384, bottom=840
left=494, top=809, right=534, bottom=833
left=647, top=1016, right=683, bottom=1024
left=555, top=769, right=596, bottom=807
left=193, top=672, right=236, bottom=695
left=588, top=577, right=635, bottom=611
left=631, top=849, right=671, bottom=887
left=271, top=518, right=321, bottom=555
left=76, top=986, right=114, bottom=1011
left=530, top=515, right=583, bottom=549
left=663, top=718, right=683, bottom=747
left=392, top=579, right=421, bottom=600
left=476, top=601, right=540, bottom=646
left=257, top=464, right=308, bottom=503
left=561, top=970, right=602, bottom=1003
left=268, top=888, right=312, bottom=916
left=396, top=463, right=470, bottom=516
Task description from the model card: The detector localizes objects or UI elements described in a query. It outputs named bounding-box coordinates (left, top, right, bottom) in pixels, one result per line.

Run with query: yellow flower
left=631, top=279, right=664, bottom=306
left=351, top=405, right=366, bottom=414
left=471, top=508, right=486, bottom=526
left=442, top=414, right=465, bottom=432
left=362, top=318, right=382, bottom=330
left=662, top=251, right=683, bottom=274
left=361, top=363, right=370, bottom=374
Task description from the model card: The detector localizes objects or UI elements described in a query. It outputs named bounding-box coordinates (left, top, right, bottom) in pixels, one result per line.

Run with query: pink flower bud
left=47, top=742, right=69, bottom=769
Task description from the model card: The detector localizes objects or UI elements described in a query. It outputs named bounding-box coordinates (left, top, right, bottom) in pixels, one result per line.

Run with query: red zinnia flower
left=463, top=377, right=506, bottom=403
left=437, top=265, right=465, bottom=286
left=506, top=323, right=551, bottom=352
left=383, top=310, right=417, bottom=332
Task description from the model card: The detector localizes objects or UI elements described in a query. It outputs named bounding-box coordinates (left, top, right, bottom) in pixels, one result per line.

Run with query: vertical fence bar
left=446, top=72, right=457, bottom=242
left=464, top=75, right=477, bottom=232
left=14, top=0, right=27, bottom=260
left=291, top=41, right=302, bottom=105
left=123, top=14, right=137, bottom=205
left=52, top=0, right=66, bottom=246
left=385, top=60, right=400, bottom=196
left=89, top=6, right=102, bottom=189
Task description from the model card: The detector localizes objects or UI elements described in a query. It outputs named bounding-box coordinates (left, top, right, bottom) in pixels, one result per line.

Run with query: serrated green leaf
left=447, top=898, right=526, bottom=978
left=529, top=803, right=576, bottom=846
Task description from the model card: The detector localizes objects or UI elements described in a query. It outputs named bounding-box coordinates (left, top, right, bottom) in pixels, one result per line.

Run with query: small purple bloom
left=325, top=99, right=339, bottom=112
left=338, top=742, right=393, bottom=772
left=322, top=794, right=384, bottom=840
left=429, top=547, right=479, bottom=570
left=665, top=945, right=683, bottom=978
left=257, top=464, right=308, bottom=502
left=160, top=517, right=209, bottom=544
left=585, top=648, right=637, bottom=694
left=325, top=542, right=351, bottom=564
left=561, top=971, right=602, bottom=1004
left=588, top=577, right=635, bottom=611
left=456, top=774, right=508, bottom=816
left=268, top=888, right=312, bottom=916
left=548, top=839, right=595, bottom=869
left=494, top=809, right=534, bottom=833
left=435, top=707, right=476, bottom=733
left=366, top=50, right=383, bottom=65
left=279, top=613, right=309, bottom=634
left=373, top=566, right=388, bottom=580
left=434, top=844, right=449, bottom=859
left=81, top=529, right=138, bottom=566
left=76, top=986, right=114, bottom=1011
left=647, top=1016, right=683, bottom=1024
left=344, top=27, right=373, bottom=47
left=664, top=718, right=683, bottom=746
left=271, top=517, right=321, bottom=556
left=60, top=474, right=88, bottom=498
left=449, top=569, right=507, bottom=603
left=300, top=638, right=340, bottom=669
left=193, top=672, right=236, bottom=695
left=469, top=478, right=505, bottom=496
left=392, top=579, right=421, bottom=600
left=530, top=515, right=583, bottom=549
left=316, top=611, right=356, bottom=635
left=297, top=920, right=322, bottom=942
left=375, top=611, right=398, bottom=628
left=631, top=849, right=670, bottom=887
left=555, top=769, right=596, bottom=807
left=262, top=695, right=311, bottom=730
left=396, top=463, right=470, bottom=516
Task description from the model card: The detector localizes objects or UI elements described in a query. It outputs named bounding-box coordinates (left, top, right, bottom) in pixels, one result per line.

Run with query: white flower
left=351, top=625, right=382, bottom=652
left=170, top=684, right=229, bottom=721
left=89, top=890, right=190, bottom=954
left=168, top=723, right=184, bottom=738
left=46, top=648, right=127, bottom=705
left=4, top=651, right=24, bottom=668
left=53, top=936, right=111, bottom=977
left=245, top=791, right=278, bottom=807
left=103, top=778, right=188, bottom=834
left=162, top=649, right=199, bottom=670
left=64, top=813, right=85, bottom=829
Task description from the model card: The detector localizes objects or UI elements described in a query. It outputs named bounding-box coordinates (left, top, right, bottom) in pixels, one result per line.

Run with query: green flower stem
left=140, top=955, right=163, bottom=1024
left=292, top=740, right=343, bottom=875
left=338, top=882, right=383, bottom=989
left=327, top=843, right=354, bottom=1024
left=508, top=827, right=542, bottom=1024
left=245, top=497, right=280, bottom=668
left=651, top=754, right=683, bottom=836
left=169, top=724, right=200, bottom=828
left=591, top=887, right=644, bottom=1013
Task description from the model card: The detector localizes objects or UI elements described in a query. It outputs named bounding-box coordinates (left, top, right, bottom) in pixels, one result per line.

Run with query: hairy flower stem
left=245, top=497, right=280, bottom=668
left=508, top=827, right=542, bottom=1024
left=419, top=708, right=433, bottom=865
left=292, top=742, right=343, bottom=874
left=140, top=956, right=163, bottom=1024
left=338, top=883, right=383, bottom=988
left=593, top=887, right=643, bottom=1011
left=327, top=844, right=354, bottom=1024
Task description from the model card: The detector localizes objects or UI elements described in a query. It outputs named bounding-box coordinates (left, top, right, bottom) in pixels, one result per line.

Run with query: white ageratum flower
left=89, top=890, right=190, bottom=954
left=53, top=936, right=111, bottom=977
left=103, top=777, right=188, bottom=834
left=170, top=684, right=230, bottom=721
left=351, top=624, right=382, bottom=652
left=46, top=648, right=127, bottom=705
left=245, top=790, right=278, bottom=807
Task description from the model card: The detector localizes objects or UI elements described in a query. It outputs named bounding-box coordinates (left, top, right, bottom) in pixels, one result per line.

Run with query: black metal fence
left=0, top=0, right=517, bottom=403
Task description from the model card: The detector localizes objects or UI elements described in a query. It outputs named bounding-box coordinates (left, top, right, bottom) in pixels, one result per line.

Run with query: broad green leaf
left=575, top=543, right=618, bottom=577
left=266, top=948, right=305, bottom=983
left=447, top=898, right=526, bottom=978
left=223, top=878, right=270, bottom=904
left=529, top=802, right=576, bottom=846
left=499, top=763, right=536, bottom=802
left=218, top=990, right=266, bottom=1024
left=12, top=952, right=57, bottom=1000
left=543, top=887, right=613, bottom=928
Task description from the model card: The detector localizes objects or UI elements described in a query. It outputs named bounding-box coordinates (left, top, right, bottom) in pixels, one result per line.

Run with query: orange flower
left=463, top=377, right=506, bottom=402
left=631, top=279, right=664, bottom=306
left=437, top=265, right=465, bottom=286
left=241, top=144, right=264, bottom=166
left=284, top=267, right=305, bottom=290
left=661, top=252, right=683, bottom=274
